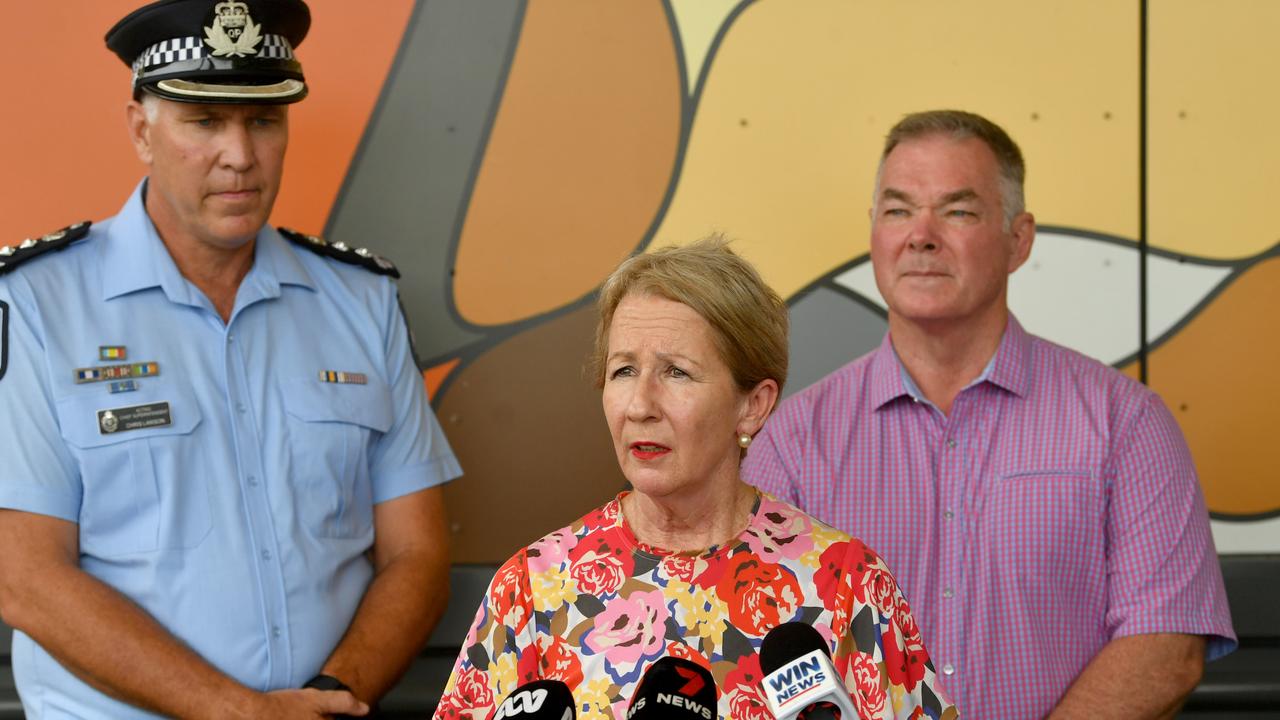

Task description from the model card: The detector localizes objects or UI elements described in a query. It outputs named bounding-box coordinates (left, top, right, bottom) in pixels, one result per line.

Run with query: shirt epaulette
left=0, top=221, right=93, bottom=276
left=278, top=227, right=400, bottom=279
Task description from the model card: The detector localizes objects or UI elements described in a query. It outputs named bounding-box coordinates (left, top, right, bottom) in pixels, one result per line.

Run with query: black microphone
left=489, top=679, right=576, bottom=720
left=759, top=622, right=860, bottom=720
left=626, top=656, right=717, bottom=720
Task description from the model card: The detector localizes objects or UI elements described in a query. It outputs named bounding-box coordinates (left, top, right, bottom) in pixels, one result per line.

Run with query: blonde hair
left=591, top=235, right=789, bottom=396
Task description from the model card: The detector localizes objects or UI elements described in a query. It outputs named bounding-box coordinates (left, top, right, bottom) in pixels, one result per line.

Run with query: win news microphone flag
left=489, top=679, right=576, bottom=720
left=626, top=656, right=717, bottom=719
left=760, top=622, right=860, bottom=720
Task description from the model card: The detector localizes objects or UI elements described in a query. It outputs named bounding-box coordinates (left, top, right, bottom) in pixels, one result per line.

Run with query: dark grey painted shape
left=325, top=1, right=526, bottom=365
left=784, top=285, right=887, bottom=399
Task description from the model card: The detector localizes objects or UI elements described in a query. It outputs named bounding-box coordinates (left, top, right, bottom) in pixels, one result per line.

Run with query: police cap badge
left=105, top=0, right=311, bottom=104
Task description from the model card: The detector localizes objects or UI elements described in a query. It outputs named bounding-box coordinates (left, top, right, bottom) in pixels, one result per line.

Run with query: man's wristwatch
left=303, top=674, right=352, bottom=693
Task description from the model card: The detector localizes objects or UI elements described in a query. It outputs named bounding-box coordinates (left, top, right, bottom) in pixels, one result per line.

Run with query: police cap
left=105, top=0, right=311, bottom=104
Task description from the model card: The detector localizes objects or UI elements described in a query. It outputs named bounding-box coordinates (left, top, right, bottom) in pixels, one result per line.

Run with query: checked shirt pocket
left=986, top=469, right=1106, bottom=586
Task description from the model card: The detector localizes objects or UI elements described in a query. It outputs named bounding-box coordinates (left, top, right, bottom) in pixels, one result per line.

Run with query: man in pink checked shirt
left=742, top=109, right=1235, bottom=719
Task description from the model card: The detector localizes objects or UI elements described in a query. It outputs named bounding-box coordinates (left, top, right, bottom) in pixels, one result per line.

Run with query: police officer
left=0, top=1, right=462, bottom=717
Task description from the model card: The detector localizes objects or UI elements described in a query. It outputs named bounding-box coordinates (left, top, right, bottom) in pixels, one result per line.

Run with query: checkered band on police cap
left=106, top=0, right=311, bottom=104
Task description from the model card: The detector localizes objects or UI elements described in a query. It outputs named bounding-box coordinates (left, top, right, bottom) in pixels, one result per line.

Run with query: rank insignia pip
left=278, top=228, right=400, bottom=278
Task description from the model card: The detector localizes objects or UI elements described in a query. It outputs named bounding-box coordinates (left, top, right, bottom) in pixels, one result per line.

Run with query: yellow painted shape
left=454, top=0, right=682, bottom=326
left=1129, top=257, right=1280, bottom=517
left=1148, top=1, right=1280, bottom=259
left=668, top=0, right=750, bottom=92
left=653, top=0, right=1137, bottom=298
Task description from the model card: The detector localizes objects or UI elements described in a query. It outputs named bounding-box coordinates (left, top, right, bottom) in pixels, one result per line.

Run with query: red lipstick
left=629, top=441, right=670, bottom=460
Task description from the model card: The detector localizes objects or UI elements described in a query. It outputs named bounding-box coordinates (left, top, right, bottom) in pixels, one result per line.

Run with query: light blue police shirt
left=0, top=182, right=462, bottom=718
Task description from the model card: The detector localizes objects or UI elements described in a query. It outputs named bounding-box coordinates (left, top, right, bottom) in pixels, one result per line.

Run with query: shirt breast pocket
left=55, top=390, right=210, bottom=558
left=282, top=377, right=393, bottom=540
left=986, top=469, right=1106, bottom=586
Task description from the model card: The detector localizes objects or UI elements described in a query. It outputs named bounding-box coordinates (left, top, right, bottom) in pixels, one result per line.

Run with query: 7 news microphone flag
left=627, top=656, right=717, bottom=719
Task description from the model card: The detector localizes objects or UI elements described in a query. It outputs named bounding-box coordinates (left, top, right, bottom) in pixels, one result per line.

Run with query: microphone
left=490, top=679, right=577, bottom=720
left=626, top=656, right=717, bottom=720
left=759, top=622, right=859, bottom=720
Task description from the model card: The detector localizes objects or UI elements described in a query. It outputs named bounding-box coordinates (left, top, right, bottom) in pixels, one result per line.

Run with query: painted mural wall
left=3, top=0, right=1276, bottom=563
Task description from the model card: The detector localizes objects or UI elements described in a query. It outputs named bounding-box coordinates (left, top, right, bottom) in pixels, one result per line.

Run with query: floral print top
left=435, top=491, right=957, bottom=719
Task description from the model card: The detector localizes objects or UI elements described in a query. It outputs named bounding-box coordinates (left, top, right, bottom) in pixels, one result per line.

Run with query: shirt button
left=261, top=549, right=272, bottom=561
left=942, top=663, right=955, bottom=676
left=227, top=334, right=235, bottom=343
left=944, top=509, right=954, bottom=520
left=943, top=587, right=954, bottom=599
left=272, top=625, right=281, bottom=639
left=946, top=438, right=957, bottom=449
left=247, top=476, right=258, bottom=487
left=236, top=403, right=247, bottom=413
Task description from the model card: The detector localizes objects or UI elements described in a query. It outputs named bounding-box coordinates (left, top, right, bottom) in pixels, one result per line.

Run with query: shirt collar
left=100, top=180, right=316, bottom=303
left=869, top=333, right=913, bottom=409
left=869, top=313, right=1033, bottom=410
left=250, top=226, right=317, bottom=294
left=985, top=313, right=1033, bottom=397
left=100, top=180, right=186, bottom=302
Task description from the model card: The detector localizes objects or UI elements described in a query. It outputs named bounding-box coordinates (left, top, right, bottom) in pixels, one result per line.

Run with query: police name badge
left=98, top=402, right=172, bottom=435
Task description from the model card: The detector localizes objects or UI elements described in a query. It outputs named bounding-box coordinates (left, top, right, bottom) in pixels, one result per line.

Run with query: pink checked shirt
left=743, top=315, right=1235, bottom=719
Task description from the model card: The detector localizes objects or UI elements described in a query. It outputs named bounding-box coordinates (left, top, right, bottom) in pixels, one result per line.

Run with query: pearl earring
left=738, top=433, right=752, bottom=449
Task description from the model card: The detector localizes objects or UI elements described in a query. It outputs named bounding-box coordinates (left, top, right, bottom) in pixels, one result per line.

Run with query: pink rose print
left=743, top=500, right=815, bottom=562
left=582, top=588, right=669, bottom=684
left=527, top=527, right=579, bottom=574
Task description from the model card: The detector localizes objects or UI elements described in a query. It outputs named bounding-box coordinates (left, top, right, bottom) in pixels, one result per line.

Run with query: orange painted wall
left=0, top=1, right=414, bottom=240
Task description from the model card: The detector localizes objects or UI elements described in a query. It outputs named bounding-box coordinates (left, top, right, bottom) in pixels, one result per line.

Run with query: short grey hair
left=875, top=109, right=1026, bottom=228
left=140, top=92, right=161, bottom=122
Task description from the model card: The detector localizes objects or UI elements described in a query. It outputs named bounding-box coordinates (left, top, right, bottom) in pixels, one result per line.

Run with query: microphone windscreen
left=759, top=622, right=860, bottom=719
left=626, top=656, right=717, bottom=719
left=490, top=679, right=577, bottom=720
left=760, top=621, right=829, bottom=675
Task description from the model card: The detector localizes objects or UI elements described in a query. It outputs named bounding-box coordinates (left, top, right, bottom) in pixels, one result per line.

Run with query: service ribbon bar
left=319, top=370, right=367, bottom=385
left=75, top=361, right=160, bottom=384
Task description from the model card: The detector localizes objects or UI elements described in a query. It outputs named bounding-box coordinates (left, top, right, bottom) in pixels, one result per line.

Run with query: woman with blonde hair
left=436, top=237, right=956, bottom=719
